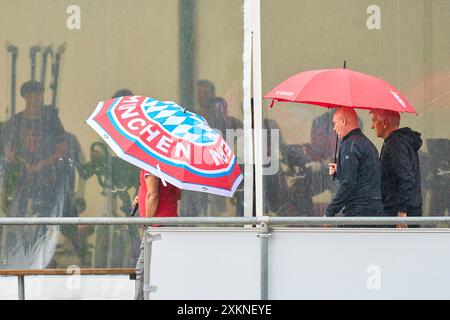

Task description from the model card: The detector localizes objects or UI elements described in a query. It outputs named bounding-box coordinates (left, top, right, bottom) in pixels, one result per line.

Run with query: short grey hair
left=370, top=109, right=400, bottom=127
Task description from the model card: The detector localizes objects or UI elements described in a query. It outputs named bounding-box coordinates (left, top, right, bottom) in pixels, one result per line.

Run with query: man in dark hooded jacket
left=370, top=109, right=423, bottom=227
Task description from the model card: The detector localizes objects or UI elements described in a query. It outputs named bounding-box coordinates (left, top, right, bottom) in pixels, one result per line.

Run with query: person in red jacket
left=134, top=169, right=181, bottom=300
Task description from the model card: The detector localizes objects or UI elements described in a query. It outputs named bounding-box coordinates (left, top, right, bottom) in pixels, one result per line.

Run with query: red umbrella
left=87, top=96, right=243, bottom=197
left=264, top=66, right=417, bottom=114
left=264, top=63, right=417, bottom=180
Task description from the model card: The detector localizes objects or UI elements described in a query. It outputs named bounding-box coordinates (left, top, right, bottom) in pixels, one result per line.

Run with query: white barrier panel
left=149, top=227, right=450, bottom=299
left=148, top=228, right=260, bottom=300
left=0, top=276, right=134, bottom=300
left=2, top=228, right=450, bottom=299
left=269, top=228, right=450, bottom=299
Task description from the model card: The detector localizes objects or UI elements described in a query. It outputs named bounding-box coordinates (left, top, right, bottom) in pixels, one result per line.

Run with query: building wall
left=0, top=0, right=449, bottom=270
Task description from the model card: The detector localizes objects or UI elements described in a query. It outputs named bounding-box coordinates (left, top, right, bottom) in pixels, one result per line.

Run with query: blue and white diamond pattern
left=141, top=98, right=219, bottom=144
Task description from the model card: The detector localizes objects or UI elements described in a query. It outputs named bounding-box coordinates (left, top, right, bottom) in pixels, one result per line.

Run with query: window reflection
left=0, top=0, right=245, bottom=269
left=261, top=0, right=450, bottom=219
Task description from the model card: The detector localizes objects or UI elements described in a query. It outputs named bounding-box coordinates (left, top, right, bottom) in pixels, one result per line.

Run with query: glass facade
left=0, top=0, right=245, bottom=269
left=0, top=0, right=449, bottom=270
left=261, top=0, right=450, bottom=218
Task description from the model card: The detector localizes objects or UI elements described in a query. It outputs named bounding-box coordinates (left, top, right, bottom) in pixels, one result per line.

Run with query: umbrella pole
left=333, top=134, right=338, bottom=181
left=332, top=60, right=346, bottom=180
left=332, top=59, right=346, bottom=181
left=328, top=104, right=339, bottom=181
left=106, top=148, right=114, bottom=268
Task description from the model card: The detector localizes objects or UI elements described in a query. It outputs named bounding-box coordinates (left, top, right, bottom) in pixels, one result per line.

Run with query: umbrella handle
left=131, top=203, right=138, bottom=216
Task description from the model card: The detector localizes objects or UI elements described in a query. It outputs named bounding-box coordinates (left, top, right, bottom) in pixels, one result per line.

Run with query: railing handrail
left=0, top=216, right=449, bottom=226
left=0, top=268, right=135, bottom=276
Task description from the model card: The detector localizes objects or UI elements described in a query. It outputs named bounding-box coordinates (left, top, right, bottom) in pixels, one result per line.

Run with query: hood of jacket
left=389, top=127, right=422, bottom=151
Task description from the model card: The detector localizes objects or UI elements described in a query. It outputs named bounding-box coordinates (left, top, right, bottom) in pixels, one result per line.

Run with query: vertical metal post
left=179, top=0, right=195, bottom=111
left=106, top=148, right=113, bottom=268
left=243, top=0, right=254, bottom=219
left=258, top=218, right=270, bottom=300
left=18, top=276, right=25, bottom=300
left=251, top=0, right=264, bottom=218
left=143, top=228, right=161, bottom=300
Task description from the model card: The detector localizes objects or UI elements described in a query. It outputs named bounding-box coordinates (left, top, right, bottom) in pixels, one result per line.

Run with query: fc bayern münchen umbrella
left=87, top=95, right=243, bottom=197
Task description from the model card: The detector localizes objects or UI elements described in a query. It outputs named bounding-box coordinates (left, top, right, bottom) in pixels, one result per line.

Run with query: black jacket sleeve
left=391, top=140, right=415, bottom=212
left=325, top=141, right=359, bottom=216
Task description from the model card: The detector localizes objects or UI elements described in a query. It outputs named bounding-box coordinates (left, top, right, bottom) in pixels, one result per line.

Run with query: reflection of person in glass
left=80, top=88, right=141, bottom=268
left=425, top=139, right=450, bottom=217
left=276, top=111, right=336, bottom=217
left=264, top=119, right=291, bottom=215
left=197, top=80, right=244, bottom=216
left=197, top=80, right=216, bottom=115
left=134, top=170, right=181, bottom=300
left=209, top=96, right=244, bottom=216
left=197, top=80, right=244, bottom=135
left=2, top=80, right=68, bottom=268
left=325, top=107, right=382, bottom=218
left=3, top=80, right=67, bottom=216
left=370, top=109, right=423, bottom=228
left=179, top=81, right=209, bottom=216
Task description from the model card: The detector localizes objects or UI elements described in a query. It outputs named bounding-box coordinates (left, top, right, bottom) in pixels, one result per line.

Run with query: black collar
left=384, top=127, right=403, bottom=142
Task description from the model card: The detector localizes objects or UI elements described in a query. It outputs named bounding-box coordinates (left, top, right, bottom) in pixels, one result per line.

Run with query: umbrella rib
left=157, top=163, right=167, bottom=186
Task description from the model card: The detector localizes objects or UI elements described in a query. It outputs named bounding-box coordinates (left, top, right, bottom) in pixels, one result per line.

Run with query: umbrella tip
left=183, top=106, right=188, bottom=113
left=343, top=60, right=347, bottom=69
left=269, top=100, right=276, bottom=108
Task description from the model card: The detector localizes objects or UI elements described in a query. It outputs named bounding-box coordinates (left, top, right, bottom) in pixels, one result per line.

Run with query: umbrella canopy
left=87, top=96, right=243, bottom=197
left=264, top=68, right=417, bottom=114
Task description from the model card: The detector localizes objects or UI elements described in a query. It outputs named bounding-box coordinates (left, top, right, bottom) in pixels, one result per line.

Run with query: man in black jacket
left=370, top=109, right=422, bottom=228
left=325, top=107, right=383, bottom=218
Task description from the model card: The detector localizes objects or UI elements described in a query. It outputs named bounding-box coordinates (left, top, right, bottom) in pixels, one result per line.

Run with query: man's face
left=25, top=91, right=44, bottom=109
left=332, top=113, right=345, bottom=138
left=197, top=85, right=213, bottom=109
left=370, top=112, right=385, bottom=138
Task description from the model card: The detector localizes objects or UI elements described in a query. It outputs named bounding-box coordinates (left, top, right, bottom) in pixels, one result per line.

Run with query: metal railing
left=1, top=216, right=450, bottom=226
left=1, top=216, right=450, bottom=300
